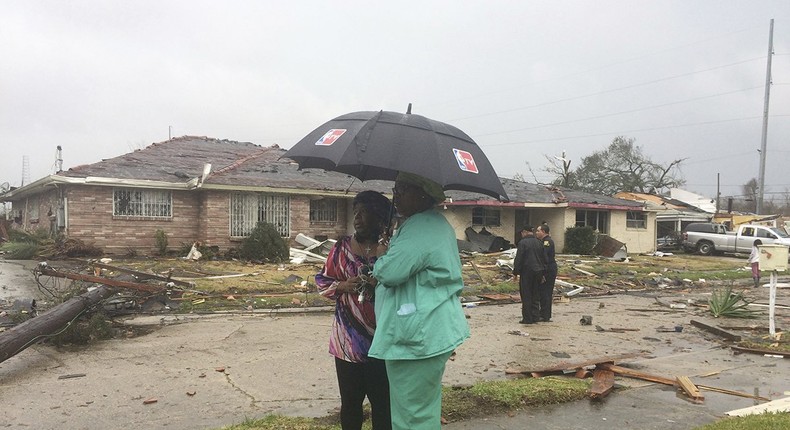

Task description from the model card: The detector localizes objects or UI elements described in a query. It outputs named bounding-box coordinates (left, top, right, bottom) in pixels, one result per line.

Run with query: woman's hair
left=353, top=191, right=392, bottom=224
left=754, top=239, right=762, bottom=246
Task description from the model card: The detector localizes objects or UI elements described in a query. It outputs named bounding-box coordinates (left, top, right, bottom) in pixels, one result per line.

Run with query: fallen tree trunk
left=0, top=286, right=113, bottom=364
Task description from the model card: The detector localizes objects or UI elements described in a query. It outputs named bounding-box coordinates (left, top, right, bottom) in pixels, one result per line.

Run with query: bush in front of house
left=564, top=226, right=596, bottom=254
left=239, top=222, right=289, bottom=263
left=154, top=229, right=168, bottom=255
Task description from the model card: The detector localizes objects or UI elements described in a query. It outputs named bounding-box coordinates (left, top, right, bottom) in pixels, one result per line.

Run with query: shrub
left=239, top=222, right=289, bottom=263
left=154, top=229, right=168, bottom=256
left=564, top=226, right=596, bottom=254
left=0, top=242, right=40, bottom=259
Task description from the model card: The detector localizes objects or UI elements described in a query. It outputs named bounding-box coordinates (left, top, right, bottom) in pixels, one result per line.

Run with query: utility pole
left=757, top=19, right=774, bottom=215
left=716, top=173, right=720, bottom=213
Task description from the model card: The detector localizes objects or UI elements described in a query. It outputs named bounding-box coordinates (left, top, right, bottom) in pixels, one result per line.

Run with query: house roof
left=1, top=136, right=643, bottom=211
left=615, top=192, right=709, bottom=213
left=446, top=178, right=644, bottom=210
left=52, top=136, right=393, bottom=195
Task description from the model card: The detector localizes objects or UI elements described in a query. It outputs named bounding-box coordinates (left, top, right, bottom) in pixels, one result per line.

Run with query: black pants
left=538, top=268, right=557, bottom=321
left=519, top=270, right=542, bottom=323
left=335, top=357, right=391, bottom=430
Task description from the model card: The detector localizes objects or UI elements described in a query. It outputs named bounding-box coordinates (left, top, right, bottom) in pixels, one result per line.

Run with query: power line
left=483, top=115, right=790, bottom=148
left=429, top=24, right=765, bottom=109
left=451, top=56, right=766, bottom=122
left=475, top=85, right=763, bottom=137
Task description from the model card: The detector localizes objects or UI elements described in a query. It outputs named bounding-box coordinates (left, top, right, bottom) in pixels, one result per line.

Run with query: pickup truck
left=683, top=223, right=790, bottom=256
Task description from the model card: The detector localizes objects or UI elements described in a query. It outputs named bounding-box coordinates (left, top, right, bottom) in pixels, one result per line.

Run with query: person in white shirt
left=748, top=239, right=762, bottom=288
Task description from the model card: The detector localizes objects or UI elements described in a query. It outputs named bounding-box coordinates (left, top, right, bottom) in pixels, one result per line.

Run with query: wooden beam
left=590, top=369, right=615, bottom=399
left=731, top=345, right=789, bottom=358
left=697, top=385, right=770, bottom=402
left=597, top=363, right=676, bottom=386
left=86, top=261, right=194, bottom=287
left=39, top=265, right=165, bottom=294
left=676, top=375, right=705, bottom=403
left=690, top=320, right=742, bottom=342
left=0, top=286, right=113, bottom=364
left=505, top=352, right=646, bottom=375
left=598, top=363, right=770, bottom=402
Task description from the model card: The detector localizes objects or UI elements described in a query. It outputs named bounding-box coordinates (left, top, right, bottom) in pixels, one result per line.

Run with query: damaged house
left=446, top=180, right=654, bottom=254
left=0, top=136, right=391, bottom=254
left=1, top=136, right=654, bottom=254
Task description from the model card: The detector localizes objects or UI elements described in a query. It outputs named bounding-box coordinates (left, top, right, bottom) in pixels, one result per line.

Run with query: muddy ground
left=1, top=258, right=789, bottom=429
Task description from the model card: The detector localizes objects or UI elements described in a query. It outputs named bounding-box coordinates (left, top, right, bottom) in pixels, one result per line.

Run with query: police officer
left=535, top=224, right=557, bottom=322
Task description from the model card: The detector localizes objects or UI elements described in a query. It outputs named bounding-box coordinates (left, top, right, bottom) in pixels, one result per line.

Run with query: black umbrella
left=283, top=110, right=509, bottom=200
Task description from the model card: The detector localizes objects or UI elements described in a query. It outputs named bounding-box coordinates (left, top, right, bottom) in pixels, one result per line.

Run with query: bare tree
left=571, top=136, right=685, bottom=195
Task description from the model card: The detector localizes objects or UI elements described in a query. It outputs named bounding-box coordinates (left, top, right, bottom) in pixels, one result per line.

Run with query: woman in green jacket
left=369, top=172, right=470, bottom=430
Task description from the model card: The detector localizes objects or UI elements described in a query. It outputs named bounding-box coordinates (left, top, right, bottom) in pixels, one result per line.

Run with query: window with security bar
left=575, top=210, right=608, bottom=233
left=472, top=207, right=501, bottom=226
left=113, top=189, right=172, bottom=218
left=309, top=199, right=338, bottom=223
left=230, top=192, right=290, bottom=237
left=626, top=211, right=647, bottom=229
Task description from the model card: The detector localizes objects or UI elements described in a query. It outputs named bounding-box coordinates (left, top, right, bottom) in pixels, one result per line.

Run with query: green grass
left=694, top=412, right=790, bottom=430
left=216, top=376, right=590, bottom=430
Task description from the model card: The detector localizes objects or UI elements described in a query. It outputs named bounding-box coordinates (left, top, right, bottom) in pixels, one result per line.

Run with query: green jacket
left=369, top=209, right=470, bottom=360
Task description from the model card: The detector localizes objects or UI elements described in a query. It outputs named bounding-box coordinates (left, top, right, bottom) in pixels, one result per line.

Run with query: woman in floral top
left=315, top=191, right=392, bottom=430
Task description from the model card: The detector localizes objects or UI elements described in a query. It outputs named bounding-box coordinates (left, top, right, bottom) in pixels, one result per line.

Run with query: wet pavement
left=1, top=258, right=789, bottom=429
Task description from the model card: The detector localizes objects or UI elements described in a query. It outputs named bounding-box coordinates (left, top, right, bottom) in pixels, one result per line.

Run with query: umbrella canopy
left=283, top=110, right=509, bottom=200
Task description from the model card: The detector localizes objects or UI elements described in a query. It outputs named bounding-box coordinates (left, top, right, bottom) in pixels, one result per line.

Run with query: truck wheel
left=698, top=241, right=714, bottom=256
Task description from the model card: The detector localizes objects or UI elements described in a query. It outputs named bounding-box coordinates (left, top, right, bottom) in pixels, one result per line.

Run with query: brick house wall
left=65, top=185, right=201, bottom=254
left=12, top=185, right=357, bottom=255
left=289, top=196, right=349, bottom=242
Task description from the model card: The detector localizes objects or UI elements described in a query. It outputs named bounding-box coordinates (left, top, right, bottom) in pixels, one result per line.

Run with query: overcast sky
left=2, top=1, right=789, bottom=200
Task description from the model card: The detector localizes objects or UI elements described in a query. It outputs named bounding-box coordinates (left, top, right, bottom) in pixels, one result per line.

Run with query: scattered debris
left=0, top=285, right=113, bottom=365
left=143, top=398, right=158, bottom=405
left=731, top=345, right=789, bottom=358
left=57, top=373, right=87, bottom=380
left=507, top=330, right=529, bottom=337
left=676, top=375, right=705, bottom=403
left=690, top=320, right=742, bottom=342
left=580, top=315, right=592, bottom=325
left=590, top=368, right=615, bottom=399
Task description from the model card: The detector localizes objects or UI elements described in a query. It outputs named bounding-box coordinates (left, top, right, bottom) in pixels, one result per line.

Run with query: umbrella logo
left=453, top=148, right=479, bottom=174
left=315, top=129, right=347, bottom=146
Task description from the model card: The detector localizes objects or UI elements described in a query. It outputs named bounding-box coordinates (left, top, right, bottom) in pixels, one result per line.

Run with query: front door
left=514, top=209, right=530, bottom=245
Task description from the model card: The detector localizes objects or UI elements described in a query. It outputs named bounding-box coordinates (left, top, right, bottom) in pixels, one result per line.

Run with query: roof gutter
left=443, top=199, right=570, bottom=208
left=0, top=175, right=193, bottom=201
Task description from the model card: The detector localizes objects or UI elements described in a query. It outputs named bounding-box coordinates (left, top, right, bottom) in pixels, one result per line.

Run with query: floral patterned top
left=315, top=236, right=378, bottom=363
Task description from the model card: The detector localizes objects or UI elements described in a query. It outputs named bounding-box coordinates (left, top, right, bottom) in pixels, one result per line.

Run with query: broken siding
left=11, top=188, right=60, bottom=234
left=608, top=210, right=657, bottom=254
left=442, top=206, right=515, bottom=244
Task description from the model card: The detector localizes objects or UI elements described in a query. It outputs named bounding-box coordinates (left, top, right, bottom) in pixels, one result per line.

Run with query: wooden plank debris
left=697, top=384, right=769, bottom=401
left=573, top=267, right=598, bottom=277
left=731, top=345, right=789, bottom=358
left=504, top=352, right=646, bottom=375
left=590, top=369, right=615, bottom=398
left=676, top=375, right=705, bottom=403
left=690, top=320, right=742, bottom=342
left=38, top=265, right=165, bottom=294
left=86, top=261, right=194, bottom=287
left=596, top=363, right=676, bottom=386
left=597, top=363, right=769, bottom=402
